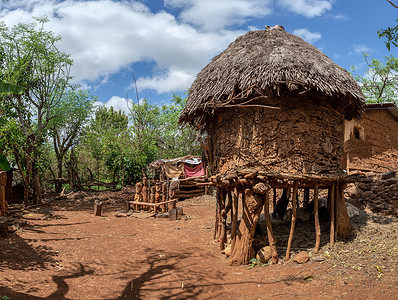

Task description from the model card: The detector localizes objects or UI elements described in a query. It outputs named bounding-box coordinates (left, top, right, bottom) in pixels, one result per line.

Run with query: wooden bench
left=128, top=198, right=178, bottom=213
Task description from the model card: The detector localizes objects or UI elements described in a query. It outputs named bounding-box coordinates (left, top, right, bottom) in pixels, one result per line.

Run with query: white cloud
left=0, top=0, right=243, bottom=94
left=165, top=0, right=272, bottom=30
left=278, top=0, right=333, bottom=18
left=333, top=13, right=349, bottom=21
left=292, top=28, right=322, bottom=43
left=94, top=96, right=133, bottom=115
left=135, top=68, right=194, bottom=94
left=353, top=44, right=372, bottom=55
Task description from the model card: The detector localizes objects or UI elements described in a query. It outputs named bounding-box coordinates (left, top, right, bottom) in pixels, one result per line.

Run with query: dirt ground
left=1, top=189, right=398, bottom=300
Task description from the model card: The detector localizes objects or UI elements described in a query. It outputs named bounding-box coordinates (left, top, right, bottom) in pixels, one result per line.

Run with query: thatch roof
left=179, top=27, right=365, bottom=128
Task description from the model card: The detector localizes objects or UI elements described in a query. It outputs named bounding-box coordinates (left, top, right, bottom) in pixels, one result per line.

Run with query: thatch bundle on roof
left=179, top=27, right=364, bottom=129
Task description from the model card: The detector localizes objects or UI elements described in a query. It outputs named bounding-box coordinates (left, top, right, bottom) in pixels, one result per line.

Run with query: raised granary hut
left=179, top=26, right=365, bottom=266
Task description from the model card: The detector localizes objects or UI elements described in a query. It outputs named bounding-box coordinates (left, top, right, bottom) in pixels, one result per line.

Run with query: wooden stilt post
left=286, top=181, right=298, bottom=260
left=314, top=182, right=321, bottom=253
left=272, top=188, right=277, bottom=218
left=264, top=189, right=278, bottom=264
left=231, top=186, right=239, bottom=253
left=334, top=181, right=339, bottom=241
left=330, top=181, right=335, bottom=246
left=219, top=188, right=227, bottom=251
left=214, top=187, right=221, bottom=240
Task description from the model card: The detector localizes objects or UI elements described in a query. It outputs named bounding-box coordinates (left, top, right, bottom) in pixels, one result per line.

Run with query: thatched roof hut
left=179, top=27, right=365, bottom=266
left=180, top=27, right=365, bottom=177
left=180, top=27, right=364, bottom=128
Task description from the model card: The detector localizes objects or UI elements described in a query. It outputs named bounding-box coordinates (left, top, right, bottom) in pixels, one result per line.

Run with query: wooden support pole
left=334, top=182, right=339, bottom=241
left=214, top=188, right=221, bottom=240
left=330, top=182, right=335, bottom=246
left=231, top=186, right=239, bottom=253
left=93, top=200, right=103, bottom=216
left=314, top=182, right=321, bottom=254
left=264, top=190, right=278, bottom=264
left=219, top=188, right=227, bottom=251
left=272, top=188, right=277, bottom=218
left=286, top=181, right=298, bottom=260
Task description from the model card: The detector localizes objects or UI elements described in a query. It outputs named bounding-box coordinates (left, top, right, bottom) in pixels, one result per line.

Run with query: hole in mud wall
left=353, top=126, right=363, bottom=140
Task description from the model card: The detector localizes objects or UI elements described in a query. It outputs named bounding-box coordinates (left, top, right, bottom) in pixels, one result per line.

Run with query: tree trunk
left=55, top=154, right=63, bottom=193
left=31, top=164, right=42, bottom=205
left=230, top=188, right=264, bottom=266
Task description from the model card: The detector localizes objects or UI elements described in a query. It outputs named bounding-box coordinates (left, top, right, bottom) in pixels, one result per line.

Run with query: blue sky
left=0, top=0, right=396, bottom=112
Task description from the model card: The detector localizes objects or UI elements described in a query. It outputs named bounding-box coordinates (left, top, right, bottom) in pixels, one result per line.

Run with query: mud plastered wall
left=208, top=97, right=344, bottom=176
left=345, top=109, right=398, bottom=159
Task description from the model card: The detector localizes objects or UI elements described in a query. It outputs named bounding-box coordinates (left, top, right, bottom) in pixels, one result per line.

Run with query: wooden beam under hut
left=231, top=186, right=239, bottom=253
left=329, top=182, right=335, bottom=246
left=264, top=189, right=278, bottom=264
left=314, top=182, right=321, bottom=254
left=286, top=181, right=299, bottom=260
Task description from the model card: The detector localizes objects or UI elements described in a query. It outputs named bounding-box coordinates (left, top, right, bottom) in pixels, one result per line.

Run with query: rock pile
left=346, top=171, right=398, bottom=217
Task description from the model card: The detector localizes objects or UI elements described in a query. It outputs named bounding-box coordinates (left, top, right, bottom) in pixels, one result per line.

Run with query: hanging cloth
left=184, top=162, right=205, bottom=178
left=163, top=162, right=185, bottom=179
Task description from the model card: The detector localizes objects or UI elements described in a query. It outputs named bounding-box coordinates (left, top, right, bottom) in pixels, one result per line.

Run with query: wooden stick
left=286, top=181, right=298, bottom=260
left=272, top=188, right=277, bottom=218
left=219, top=189, right=227, bottom=251
left=128, top=199, right=178, bottom=207
left=214, top=188, right=220, bottom=240
left=330, top=182, right=335, bottom=246
left=231, top=186, right=239, bottom=253
left=314, top=182, right=321, bottom=253
left=334, top=181, right=339, bottom=241
left=264, top=190, right=278, bottom=264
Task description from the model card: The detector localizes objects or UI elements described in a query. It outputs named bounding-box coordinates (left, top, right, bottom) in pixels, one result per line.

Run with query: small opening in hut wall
left=353, top=126, right=363, bottom=140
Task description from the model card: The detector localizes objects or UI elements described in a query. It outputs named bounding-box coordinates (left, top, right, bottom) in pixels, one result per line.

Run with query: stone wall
left=207, top=97, right=345, bottom=176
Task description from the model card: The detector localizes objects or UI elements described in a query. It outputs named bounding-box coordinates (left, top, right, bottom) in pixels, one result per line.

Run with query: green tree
left=351, top=55, right=398, bottom=104
left=0, top=17, right=72, bottom=204
left=378, top=0, right=398, bottom=50
left=49, top=88, right=95, bottom=192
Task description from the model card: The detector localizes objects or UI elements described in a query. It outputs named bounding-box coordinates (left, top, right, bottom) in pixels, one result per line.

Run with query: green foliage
left=378, top=20, right=398, bottom=50
left=351, top=55, right=398, bottom=104
left=0, top=154, right=10, bottom=172
left=0, top=80, right=24, bottom=96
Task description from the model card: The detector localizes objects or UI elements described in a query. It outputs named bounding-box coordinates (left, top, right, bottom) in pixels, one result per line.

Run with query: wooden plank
left=129, top=199, right=178, bottom=207
left=264, top=190, right=278, bottom=264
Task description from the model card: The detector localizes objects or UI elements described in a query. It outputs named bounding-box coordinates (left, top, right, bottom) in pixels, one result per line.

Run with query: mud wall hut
left=179, top=26, right=365, bottom=266
left=344, top=102, right=398, bottom=173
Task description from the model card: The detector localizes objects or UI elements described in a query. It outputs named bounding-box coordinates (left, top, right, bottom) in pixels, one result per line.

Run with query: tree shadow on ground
left=116, top=247, right=317, bottom=299
left=0, top=233, right=58, bottom=272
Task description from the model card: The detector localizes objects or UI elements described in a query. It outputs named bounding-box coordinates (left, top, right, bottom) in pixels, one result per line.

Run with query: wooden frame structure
left=201, top=169, right=351, bottom=265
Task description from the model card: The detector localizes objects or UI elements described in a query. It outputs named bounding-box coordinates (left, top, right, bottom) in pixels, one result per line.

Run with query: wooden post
left=336, top=181, right=351, bottom=240
left=231, top=186, right=239, bottom=253
left=264, top=190, right=278, bottom=264
left=329, top=182, right=335, bottom=246
left=229, top=188, right=264, bottom=266
left=219, top=188, right=227, bottom=251
left=286, top=181, right=298, bottom=260
left=142, top=176, right=149, bottom=211
left=272, top=188, right=277, bottom=218
left=314, top=182, right=321, bottom=253
left=93, top=200, right=103, bottom=216
left=214, top=187, right=221, bottom=240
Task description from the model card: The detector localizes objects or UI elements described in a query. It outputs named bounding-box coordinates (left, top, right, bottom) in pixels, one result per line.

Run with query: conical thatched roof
left=179, top=27, right=365, bottom=127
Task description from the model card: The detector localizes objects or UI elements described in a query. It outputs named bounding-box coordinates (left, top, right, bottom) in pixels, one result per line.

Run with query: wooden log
left=229, top=188, right=264, bottom=266
left=314, top=182, right=321, bottom=254
left=129, top=199, right=178, bottom=207
left=93, top=200, right=103, bottom=216
left=336, top=181, right=351, bottom=240
left=231, top=186, right=239, bottom=253
left=286, top=181, right=298, bottom=260
left=219, top=188, right=227, bottom=251
left=0, top=172, right=7, bottom=217
left=264, top=190, right=278, bottom=264
left=329, top=182, right=335, bottom=246
left=272, top=188, right=277, bottom=218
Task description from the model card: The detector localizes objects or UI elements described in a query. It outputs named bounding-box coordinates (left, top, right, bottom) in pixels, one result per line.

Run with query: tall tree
left=0, top=17, right=72, bottom=204
left=351, top=55, right=398, bottom=104
left=49, top=89, right=95, bottom=192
